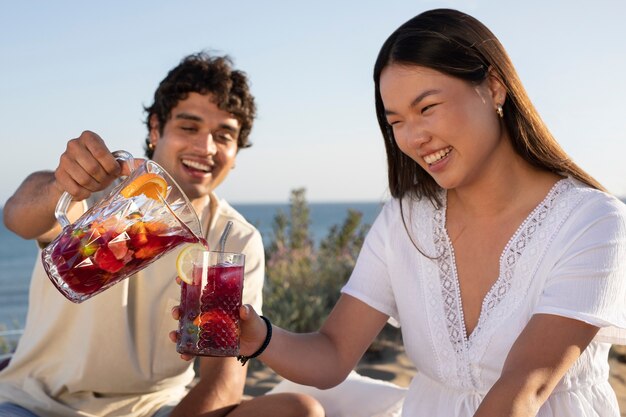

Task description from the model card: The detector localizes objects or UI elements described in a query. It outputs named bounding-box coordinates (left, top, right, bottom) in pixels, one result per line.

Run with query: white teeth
left=182, top=159, right=211, bottom=172
left=423, top=147, right=452, bottom=165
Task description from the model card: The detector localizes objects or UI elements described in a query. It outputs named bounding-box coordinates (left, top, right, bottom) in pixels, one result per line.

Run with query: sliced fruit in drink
left=194, top=310, right=239, bottom=349
left=128, top=221, right=148, bottom=247
left=79, top=240, right=98, bottom=257
left=134, top=240, right=165, bottom=259
left=120, top=173, right=168, bottom=200
left=145, top=221, right=169, bottom=235
left=107, top=232, right=130, bottom=260
left=94, top=246, right=125, bottom=273
left=176, top=244, right=207, bottom=284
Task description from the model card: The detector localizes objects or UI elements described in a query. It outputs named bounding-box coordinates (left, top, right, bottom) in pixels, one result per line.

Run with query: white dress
left=342, top=178, right=626, bottom=416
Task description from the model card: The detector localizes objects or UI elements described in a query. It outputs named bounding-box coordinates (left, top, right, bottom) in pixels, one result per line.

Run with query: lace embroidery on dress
left=433, top=179, right=573, bottom=359
left=433, top=209, right=466, bottom=355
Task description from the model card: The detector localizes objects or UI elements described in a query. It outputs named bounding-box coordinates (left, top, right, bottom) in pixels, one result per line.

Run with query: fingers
left=171, top=305, right=262, bottom=361
left=120, top=157, right=147, bottom=177
left=238, top=304, right=269, bottom=356
left=168, top=330, right=194, bottom=361
left=169, top=306, right=184, bottom=357
left=54, top=131, right=123, bottom=200
left=240, top=304, right=261, bottom=323
left=171, top=305, right=181, bottom=320
left=239, top=304, right=250, bottom=320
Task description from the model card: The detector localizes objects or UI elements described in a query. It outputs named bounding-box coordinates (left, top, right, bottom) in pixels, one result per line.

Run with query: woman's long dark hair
left=374, top=9, right=604, bottom=205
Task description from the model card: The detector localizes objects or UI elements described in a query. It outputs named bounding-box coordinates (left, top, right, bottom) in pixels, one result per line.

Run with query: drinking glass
left=177, top=250, right=245, bottom=357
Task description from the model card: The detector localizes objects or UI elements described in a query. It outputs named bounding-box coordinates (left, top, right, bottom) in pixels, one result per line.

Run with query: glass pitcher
left=42, top=150, right=203, bottom=303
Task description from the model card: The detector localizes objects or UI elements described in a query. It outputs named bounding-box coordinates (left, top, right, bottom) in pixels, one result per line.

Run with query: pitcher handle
left=55, top=150, right=135, bottom=228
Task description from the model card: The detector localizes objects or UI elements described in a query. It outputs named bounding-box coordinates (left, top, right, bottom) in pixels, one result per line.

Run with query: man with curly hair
left=0, top=52, right=323, bottom=417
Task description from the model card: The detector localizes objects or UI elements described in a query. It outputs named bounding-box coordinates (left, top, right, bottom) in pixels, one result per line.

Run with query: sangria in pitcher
left=42, top=151, right=204, bottom=303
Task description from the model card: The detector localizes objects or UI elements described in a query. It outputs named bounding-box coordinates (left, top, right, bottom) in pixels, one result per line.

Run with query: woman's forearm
left=241, top=294, right=389, bottom=389
left=473, top=372, right=545, bottom=417
left=258, top=327, right=354, bottom=389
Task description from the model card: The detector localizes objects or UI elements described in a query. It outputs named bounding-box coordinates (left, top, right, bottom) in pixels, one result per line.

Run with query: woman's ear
left=487, top=67, right=507, bottom=107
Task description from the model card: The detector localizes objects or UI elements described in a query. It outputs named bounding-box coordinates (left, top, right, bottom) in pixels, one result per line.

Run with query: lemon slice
left=176, top=243, right=206, bottom=284
left=120, top=173, right=168, bottom=200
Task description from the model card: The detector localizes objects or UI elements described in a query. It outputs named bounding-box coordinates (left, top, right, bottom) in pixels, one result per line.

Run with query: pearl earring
left=496, top=104, right=504, bottom=119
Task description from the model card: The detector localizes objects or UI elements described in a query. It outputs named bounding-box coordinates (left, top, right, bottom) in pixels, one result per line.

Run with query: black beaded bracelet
left=237, top=315, right=272, bottom=366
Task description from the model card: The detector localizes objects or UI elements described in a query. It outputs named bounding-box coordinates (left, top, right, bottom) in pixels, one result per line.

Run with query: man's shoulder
left=214, top=198, right=260, bottom=237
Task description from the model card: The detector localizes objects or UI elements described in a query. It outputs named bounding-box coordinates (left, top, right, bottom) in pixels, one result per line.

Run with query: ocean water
left=0, top=202, right=384, bottom=329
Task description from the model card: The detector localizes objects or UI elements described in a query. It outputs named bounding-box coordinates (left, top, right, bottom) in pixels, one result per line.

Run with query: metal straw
left=218, top=221, right=233, bottom=253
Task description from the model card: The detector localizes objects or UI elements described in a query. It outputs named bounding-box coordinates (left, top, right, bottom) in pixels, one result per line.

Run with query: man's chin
left=180, top=185, right=211, bottom=202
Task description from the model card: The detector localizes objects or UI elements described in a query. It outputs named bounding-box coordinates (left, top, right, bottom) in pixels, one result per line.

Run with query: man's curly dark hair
left=143, top=51, right=256, bottom=159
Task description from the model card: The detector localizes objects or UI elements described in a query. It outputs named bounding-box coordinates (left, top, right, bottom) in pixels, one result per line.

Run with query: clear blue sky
left=1, top=0, right=624, bottom=204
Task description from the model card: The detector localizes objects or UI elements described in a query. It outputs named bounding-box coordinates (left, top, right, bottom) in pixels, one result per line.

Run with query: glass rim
left=190, top=250, right=245, bottom=266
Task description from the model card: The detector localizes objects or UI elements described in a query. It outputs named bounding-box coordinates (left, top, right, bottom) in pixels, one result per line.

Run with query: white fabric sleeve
left=342, top=202, right=399, bottom=323
left=534, top=196, right=626, bottom=344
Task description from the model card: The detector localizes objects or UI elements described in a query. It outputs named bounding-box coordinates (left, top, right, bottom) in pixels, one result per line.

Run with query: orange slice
left=120, top=173, right=167, bottom=200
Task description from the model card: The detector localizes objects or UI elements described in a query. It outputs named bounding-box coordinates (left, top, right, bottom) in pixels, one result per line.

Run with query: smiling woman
left=232, top=8, right=626, bottom=417
left=380, top=64, right=508, bottom=189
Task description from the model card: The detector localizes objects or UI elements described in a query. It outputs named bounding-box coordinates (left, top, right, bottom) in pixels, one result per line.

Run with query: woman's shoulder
left=382, top=192, right=438, bottom=212
left=566, top=178, right=626, bottom=217
left=369, top=194, right=438, bottom=242
left=558, top=178, right=626, bottom=235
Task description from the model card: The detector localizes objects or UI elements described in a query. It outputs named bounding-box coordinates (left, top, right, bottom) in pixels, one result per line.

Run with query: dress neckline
left=435, top=177, right=572, bottom=348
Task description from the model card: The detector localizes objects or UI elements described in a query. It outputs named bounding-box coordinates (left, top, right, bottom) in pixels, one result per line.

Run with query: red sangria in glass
left=176, top=248, right=244, bottom=357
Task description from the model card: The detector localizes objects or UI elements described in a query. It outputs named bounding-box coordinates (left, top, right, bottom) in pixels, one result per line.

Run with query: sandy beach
left=244, top=336, right=626, bottom=415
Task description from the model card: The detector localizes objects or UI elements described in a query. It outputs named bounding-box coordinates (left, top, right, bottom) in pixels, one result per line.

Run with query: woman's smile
left=423, top=146, right=453, bottom=165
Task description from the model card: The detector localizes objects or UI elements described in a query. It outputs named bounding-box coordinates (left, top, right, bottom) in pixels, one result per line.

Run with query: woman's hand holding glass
left=169, top=300, right=270, bottom=362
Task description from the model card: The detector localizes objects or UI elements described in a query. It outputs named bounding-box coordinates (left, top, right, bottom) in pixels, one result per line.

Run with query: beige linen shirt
left=0, top=193, right=264, bottom=417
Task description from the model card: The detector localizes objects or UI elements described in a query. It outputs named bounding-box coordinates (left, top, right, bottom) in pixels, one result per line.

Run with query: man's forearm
left=3, top=171, right=65, bottom=239
left=169, top=379, right=240, bottom=417
left=169, top=357, right=246, bottom=417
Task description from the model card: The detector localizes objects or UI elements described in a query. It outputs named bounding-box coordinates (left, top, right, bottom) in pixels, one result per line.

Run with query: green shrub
left=263, top=188, right=370, bottom=333
left=0, top=325, right=22, bottom=357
